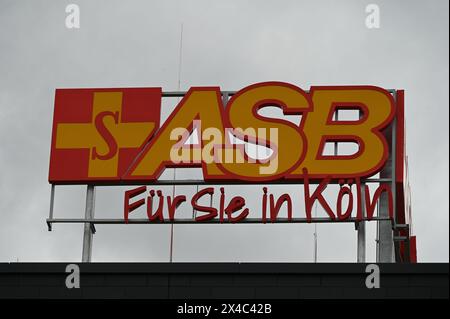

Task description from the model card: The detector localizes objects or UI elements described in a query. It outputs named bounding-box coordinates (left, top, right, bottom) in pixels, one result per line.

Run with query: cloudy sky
left=0, top=0, right=448, bottom=262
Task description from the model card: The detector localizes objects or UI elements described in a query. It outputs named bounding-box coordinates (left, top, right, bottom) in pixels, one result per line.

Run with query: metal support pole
left=357, top=182, right=366, bottom=262
left=47, top=184, right=55, bottom=231
left=82, top=185, right=95, bottom=262
left=376, top=203, right=380, bottom=261
left=378, top=189, right=394, bottom=262
left=377, top=93, right=396, bottom=262
left=356, top=108, right=366, bottom=263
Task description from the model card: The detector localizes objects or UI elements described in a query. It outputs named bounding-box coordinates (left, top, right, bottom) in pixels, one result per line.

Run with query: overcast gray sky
left=0, top=0, right=448, bottom=262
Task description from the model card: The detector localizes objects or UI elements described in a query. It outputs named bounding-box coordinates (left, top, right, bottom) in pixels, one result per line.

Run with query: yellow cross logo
left=55, top=92, right=155, bottom=177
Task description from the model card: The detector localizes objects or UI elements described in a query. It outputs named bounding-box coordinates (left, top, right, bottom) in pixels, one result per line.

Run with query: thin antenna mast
left=313, top=202, right=318, bottom=263
left=169, top=23, right=184, bottom=263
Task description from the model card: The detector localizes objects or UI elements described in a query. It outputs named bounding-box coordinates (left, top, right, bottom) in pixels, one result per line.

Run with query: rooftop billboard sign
left=47, top=82, right=414, bottom=262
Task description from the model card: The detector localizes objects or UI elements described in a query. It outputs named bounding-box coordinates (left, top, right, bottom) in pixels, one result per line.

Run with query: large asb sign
left=48, top=82, right=408, bottom=225
left=49, top=82, right=398, bottom=184
left=47, top=82, right=414, bottom=262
